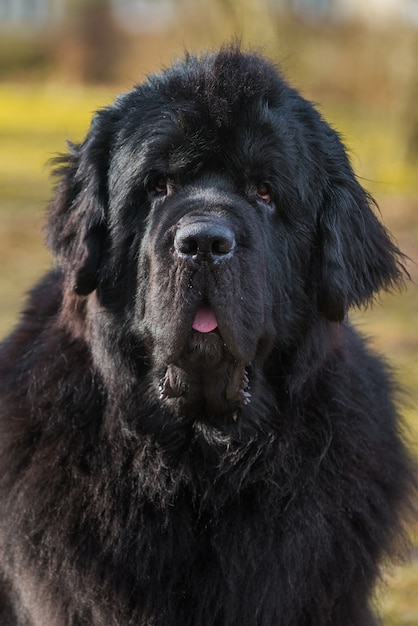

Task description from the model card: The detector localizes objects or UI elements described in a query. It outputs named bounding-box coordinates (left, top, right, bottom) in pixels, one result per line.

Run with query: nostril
left=177, top=237, right=198, bottom=256
left=174, top=222, right=235, bottom=262
left=211, top=236, right=234, bottom=255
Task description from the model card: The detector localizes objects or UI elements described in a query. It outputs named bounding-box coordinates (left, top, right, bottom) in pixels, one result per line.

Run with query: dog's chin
left=184, top=329, right=225, bottom=365
left=156, top=326, right=252, bottom=416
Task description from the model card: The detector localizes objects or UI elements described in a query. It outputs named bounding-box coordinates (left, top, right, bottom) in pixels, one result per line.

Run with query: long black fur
left=0, top=46, right=415, bottom=625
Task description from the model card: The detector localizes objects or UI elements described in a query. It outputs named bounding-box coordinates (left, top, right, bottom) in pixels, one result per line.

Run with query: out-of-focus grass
left=0, top=84, right=114, bottom=330
left=376, top=551, right=418, bottom=626
left=0, top=83, right=116, bottom=219
left=0, top=83, right=417, bottom=624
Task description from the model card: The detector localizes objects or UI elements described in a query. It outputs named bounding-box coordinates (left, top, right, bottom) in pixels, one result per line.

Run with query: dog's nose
left=174, top=222, right=235, bottom=263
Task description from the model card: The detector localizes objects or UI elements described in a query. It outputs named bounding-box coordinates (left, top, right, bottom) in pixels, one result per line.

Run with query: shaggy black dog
left=0, top=46, right=415, bottom=625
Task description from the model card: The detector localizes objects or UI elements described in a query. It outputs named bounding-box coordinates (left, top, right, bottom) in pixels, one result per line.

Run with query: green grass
left=0, top=83, right=417, bottom=624
left=0, top=84, right=114, bottom=331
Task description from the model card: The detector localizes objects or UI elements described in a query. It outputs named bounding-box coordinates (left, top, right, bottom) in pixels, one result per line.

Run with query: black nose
left=174, top=221, right=235, bottom=263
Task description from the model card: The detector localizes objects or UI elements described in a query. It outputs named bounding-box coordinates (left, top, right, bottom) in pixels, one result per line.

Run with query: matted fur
left=0, top=46, right=415, bottom=625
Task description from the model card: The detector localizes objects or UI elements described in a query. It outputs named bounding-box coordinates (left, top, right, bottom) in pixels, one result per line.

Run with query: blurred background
left=0, top=0, right=417, bottom=622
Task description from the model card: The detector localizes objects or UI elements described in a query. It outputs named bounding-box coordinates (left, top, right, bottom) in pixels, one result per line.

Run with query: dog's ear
left=47, top=112, right=112, bottom=295
left=318, top=175, right=406, bottom=322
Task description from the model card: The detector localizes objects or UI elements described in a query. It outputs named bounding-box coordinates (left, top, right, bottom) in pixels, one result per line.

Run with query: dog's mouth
left=192, top=305, right=218, bottom=334
left=157, top=302, right=252, bottom=412
left=187, top=303, right=226, bottom=365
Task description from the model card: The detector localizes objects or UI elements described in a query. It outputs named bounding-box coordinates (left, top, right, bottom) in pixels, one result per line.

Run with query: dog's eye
left=256, top=183, right=271, bottom=204
left=154, top=177, right=168, bottom=195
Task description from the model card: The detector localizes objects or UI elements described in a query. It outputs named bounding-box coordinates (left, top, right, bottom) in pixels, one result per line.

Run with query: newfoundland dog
left=0, top=46, right=415, bottom=625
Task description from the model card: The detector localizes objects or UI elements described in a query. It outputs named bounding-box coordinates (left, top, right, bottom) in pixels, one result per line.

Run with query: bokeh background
left=0, top=0, right=417, bottom=622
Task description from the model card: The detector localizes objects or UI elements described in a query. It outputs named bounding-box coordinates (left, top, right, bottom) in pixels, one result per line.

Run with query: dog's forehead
left=110, top=106, right=282, bottom=194
left=113, top=89, right=299, bottom=177
left=110, top=56, right=326, bottom=177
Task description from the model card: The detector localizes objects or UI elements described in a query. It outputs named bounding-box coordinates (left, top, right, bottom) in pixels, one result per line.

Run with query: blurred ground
left=0, top=3, right=417, bottom=623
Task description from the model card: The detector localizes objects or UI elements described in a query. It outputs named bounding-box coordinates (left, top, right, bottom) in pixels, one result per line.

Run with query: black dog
left=0, top=46, right=414, bottom=625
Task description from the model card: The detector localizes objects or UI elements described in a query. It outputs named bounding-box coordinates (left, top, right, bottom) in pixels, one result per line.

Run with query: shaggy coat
left=0, top=47, right=415, bottom=625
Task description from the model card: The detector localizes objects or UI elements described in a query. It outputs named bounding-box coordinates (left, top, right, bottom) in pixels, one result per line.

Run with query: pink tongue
left=192, top=306, right=218, bottom=333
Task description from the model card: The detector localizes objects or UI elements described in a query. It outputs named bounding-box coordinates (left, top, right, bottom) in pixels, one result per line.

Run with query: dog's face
left=48, top=47, right=403, bottom=417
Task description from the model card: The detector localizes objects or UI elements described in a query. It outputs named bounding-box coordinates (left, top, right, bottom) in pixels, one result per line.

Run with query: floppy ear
left=47, top=112, right=111, bottom=295
left=318, top=177, right=406, bottom=322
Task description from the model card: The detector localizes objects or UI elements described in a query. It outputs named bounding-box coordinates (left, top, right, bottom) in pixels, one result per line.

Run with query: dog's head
left=47, top=46, right=405, bottom=416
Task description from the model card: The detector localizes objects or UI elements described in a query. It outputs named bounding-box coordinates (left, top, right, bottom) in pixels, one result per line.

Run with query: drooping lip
left=189, top=304, right=243, bottom=364
left=192, top=305, right=218, bottom=333
left=187, top=301, right=256, bottom=365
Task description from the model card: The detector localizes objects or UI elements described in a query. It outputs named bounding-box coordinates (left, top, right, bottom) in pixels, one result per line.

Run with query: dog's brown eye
left=256, top=183, right=271, bottom=204
left=154, top=177, right=168, bottom=195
